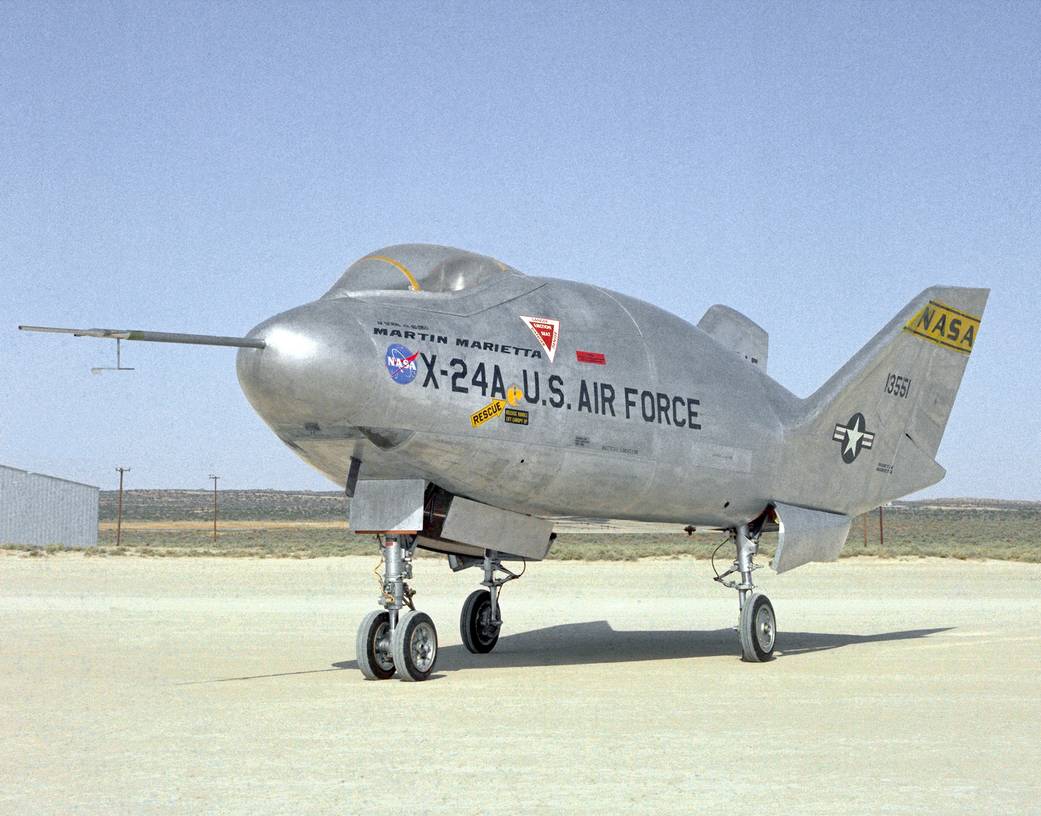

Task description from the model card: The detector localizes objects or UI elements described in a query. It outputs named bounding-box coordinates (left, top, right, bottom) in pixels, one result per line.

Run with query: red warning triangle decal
left=520, top=315, right=560, bottom=362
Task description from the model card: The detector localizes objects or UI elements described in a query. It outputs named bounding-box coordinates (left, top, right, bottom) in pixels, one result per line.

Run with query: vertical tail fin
left=781, top=286, right=988, bottom=516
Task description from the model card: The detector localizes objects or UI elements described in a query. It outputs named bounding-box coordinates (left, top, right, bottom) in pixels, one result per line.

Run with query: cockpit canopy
left=323, top=244, right=523, bottom=299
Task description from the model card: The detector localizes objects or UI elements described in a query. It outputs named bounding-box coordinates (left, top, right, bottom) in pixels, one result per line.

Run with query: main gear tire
left=739, top=593, right=776, bottom=662
left=460, top=589, right=501, bottom=654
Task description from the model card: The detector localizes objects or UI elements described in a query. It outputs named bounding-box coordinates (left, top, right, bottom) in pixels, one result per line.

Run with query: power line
left=115, top=467, right=130, bottom=547
left=208, top=474, right=220, bottom=542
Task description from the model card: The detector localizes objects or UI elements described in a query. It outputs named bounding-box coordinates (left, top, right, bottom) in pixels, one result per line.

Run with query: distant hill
left=98, top=489, right=348, bottom=521
left=64, top=489, right=1041, bottom=561
left=891, top=498, right=1040, bottom=512
left=98, top=489, right=1038, bottom=523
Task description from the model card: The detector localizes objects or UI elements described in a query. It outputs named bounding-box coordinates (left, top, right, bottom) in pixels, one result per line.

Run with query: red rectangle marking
left=576, top=350, right=606, bottom=365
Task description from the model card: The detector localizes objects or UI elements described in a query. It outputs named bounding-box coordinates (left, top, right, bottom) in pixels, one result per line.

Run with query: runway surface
left=2, top=555, right=1039, bottom=815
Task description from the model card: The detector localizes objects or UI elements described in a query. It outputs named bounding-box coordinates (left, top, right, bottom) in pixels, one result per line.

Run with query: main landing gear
left=713, top=523, right=776, bottom=662
left=356, top=534, right=439, bottom=682
left=457, top=551, right=522, bottom=654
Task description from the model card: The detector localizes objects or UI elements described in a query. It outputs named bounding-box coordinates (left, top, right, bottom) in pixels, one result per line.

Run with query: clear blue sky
left=2, top=1, right=1039, bottom=497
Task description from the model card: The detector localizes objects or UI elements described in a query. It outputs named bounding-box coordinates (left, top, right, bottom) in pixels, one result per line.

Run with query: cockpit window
left=323, top=244, right=521, bottom=298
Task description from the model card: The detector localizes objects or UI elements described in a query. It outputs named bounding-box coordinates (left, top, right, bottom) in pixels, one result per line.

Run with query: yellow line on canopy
left=365, top=255, right=422, bottom=291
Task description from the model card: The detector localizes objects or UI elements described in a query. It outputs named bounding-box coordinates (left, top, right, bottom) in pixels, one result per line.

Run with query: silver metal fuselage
left=236, top=271, right=801, bottom=529
left=17, top=245, right=986, bottom=671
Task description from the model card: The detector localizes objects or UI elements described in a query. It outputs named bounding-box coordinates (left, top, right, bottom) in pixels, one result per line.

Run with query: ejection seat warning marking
left=903, top=300, right=980, bottom=354
left=470, top=400, right=506, bottom=428
left=504, top=408, right=529, bottom=425
left=520, top=316, right=559, bottom=362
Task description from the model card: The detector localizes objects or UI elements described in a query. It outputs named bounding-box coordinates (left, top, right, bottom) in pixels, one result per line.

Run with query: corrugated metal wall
left=0, top=465, right=99, bottom=547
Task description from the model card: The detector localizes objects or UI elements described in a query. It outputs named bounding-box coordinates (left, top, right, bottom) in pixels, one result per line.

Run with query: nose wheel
left=356, top=534, right=440, bottom=681
left=392, top=610, right=438, bottom=681
left=356, top=609, right=395, bottom=680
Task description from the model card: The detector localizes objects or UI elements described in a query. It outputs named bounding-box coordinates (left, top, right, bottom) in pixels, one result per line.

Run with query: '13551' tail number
left=884, top=372, right=912, bottom=399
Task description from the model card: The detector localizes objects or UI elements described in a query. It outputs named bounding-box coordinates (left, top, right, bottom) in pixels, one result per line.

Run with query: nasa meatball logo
left=832, top=412, right=875, bottom=464
left=385, top=343, right=419, bottom=384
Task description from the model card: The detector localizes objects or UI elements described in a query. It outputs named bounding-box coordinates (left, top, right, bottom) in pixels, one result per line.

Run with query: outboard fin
left=697, top=305, right=768, bottom=372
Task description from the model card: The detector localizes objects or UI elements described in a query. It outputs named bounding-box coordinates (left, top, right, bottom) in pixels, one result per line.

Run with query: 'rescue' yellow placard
left=903, top=300, right=981, bottom=355
left=470, top=399, right=506, bottom=428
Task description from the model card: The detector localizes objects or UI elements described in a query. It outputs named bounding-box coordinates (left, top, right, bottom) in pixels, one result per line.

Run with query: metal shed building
left=0, top=465, right=99, bottom=548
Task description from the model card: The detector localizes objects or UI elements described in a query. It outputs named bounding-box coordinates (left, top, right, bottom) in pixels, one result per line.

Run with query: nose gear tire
left=356, top=609, right=396, bottom=680
left=392, top=610, right=439, bottom=681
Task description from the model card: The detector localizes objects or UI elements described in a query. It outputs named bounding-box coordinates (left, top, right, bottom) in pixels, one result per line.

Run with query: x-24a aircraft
left=21, top=244, right=987, bottom=680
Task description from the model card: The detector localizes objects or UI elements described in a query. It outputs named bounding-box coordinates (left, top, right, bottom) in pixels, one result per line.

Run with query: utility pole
left=208, top=474, right=220, bottom=542
left=115, top=467, right=130, bottom=547
left=878, top=504, right=885, bottom=548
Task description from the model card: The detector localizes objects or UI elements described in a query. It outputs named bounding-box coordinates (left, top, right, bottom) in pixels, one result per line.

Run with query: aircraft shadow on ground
left=331, top=621, right=952, bottom=673
left=179, top=622, right=949, bottom=684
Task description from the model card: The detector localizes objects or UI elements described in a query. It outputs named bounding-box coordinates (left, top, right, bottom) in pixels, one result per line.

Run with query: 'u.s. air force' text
left=412, top=353, right=701, bottom=430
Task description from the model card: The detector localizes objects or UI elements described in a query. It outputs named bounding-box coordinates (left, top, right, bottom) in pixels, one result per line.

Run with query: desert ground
left=2, top=554, right=1039, bottom=815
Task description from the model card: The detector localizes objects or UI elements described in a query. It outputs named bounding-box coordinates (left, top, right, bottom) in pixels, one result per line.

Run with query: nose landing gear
left=356, top=534, right=439, bottom=681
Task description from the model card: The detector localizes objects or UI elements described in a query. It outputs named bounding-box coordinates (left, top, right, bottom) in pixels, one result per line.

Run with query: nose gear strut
left=356, top=534, right=439, bottom=681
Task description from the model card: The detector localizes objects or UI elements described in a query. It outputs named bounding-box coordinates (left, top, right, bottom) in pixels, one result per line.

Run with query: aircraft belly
left=407, top=433, right=659, bottom=518
left=394, top=430, right=768, bottom=524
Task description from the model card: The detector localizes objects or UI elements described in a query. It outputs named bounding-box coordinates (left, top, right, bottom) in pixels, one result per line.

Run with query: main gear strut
left=713, top=523, right=776, bottom=661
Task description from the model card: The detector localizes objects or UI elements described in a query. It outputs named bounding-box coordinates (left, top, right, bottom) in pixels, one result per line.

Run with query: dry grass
left=97, top=520, right=344, bottom=531
left=5, top=494, right=1038, bottom=562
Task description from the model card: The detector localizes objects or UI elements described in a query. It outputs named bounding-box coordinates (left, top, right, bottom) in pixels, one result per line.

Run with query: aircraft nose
left=236, top=300, right=374, bottom=436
